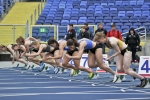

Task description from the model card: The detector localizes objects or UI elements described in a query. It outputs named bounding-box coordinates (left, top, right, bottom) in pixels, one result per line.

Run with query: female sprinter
left=11, top=44, right=30, bottom=69
left=16, top=36, right=46, bottom=69
left=0, top=44, right=30, bottom=69
left=47, top=39, right=77, bottom=75
left=65, top=38, right=116, bottom=79
left=16, top=36, right=39, bottom=53
left=0, top=44, right=14, bottom=55
left=93, top=32, right=147, bottom=87
left=25, top=41, right=62, bottom=73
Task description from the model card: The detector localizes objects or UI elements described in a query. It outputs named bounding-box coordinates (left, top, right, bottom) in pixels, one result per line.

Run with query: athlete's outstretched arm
left=107, top=43, right=121, bottom=61
left=26, top=45, right=44, bottom=57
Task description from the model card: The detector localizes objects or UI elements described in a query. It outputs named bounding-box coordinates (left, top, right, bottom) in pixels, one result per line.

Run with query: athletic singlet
left=108, top=37, right=123, bottom=50
left=58, top=39, right=69, bottom=51
left=42, top=45, right=51, bottom=52
left=78, top=38, right=93, bottom=50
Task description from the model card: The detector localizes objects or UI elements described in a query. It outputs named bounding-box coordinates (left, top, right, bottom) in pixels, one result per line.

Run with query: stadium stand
left=34, top=0, right=150, bottom=40
left=0, top=2, right=40, bottom=45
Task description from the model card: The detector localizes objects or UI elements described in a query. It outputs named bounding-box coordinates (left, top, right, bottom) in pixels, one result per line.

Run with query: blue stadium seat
left=115, top=1, right=122, bottom=6
left=95, top=19, right=103, bottom=24
left=36, top=20, right=44, bottom=25
left=139, top=16, right=147, bottom=23
left=86, top=13, right=93, bottom=17
left=124, top=23, right=133, bottom=27
left=121, top=17, right=129, bottom=23
left=137, top=1, right=144, bottom=6
left=126, top=11, right=134, bottom=17
left=108, top=3, right=114, bottom=7
left=88, top=17, right=95, bottom=20
left=116, top=23, right=123, bottom=27
left=133, top=7, right=141, bottom=11
left=121, top=26, right=130, bottom=30
left=94, top=3, right=100, bottom=6
left=53, top=20, right=60, bottom=25
left=94, top=11, right=102, bottom=17
left=133, top=23, right=142, bottom=27
left=122, top=1, right=129, bottom=6
left=44, top=20, right=52, bottom=25
left=87, top=20, right=95, bottom=24
left=70, top=20, right=77, bottom=24
left=61, top=20, right=69, bottom=25
left=63, top=14, right=70, bottom=20
left=129, top=1, right=136, bottom=6
left=71, top=17, right=78, bottom=20
left=142, top=11, right=149, bottom=17
left=78, top=20, right=86, bottom=25
left=112, top=17, right=120, bottom=23
left=130, top=17, right=138, bottom=23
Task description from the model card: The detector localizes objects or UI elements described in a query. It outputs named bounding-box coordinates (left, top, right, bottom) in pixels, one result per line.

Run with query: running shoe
left=17, top=63, right=19, bottom=67
left=112, top=75, right=119, bottom=83
left=88, top=72, right=98, bottom=79
left=25, top=62, right=30, bottom=70
left=39, top=62, right=45, bottom=72
left=54, top=67, right=60, bottom=74
left=31, top=65, right=34, bottom=68
left=136, top=78, right=147, bottom=87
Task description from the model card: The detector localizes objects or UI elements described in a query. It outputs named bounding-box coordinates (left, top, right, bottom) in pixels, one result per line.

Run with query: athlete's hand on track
left=12, top=61, right=14, bottom=64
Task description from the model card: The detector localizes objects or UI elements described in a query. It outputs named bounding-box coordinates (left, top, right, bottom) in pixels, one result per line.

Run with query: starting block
left=138, top=56, right=150, bottom=88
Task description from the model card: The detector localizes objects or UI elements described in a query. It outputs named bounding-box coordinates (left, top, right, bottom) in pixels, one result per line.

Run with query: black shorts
left=67, top=48, right=78, bottom=56
left=90, top=43, right=103, bottom=54
left=121, top=46, right=131, bottom=56
left=31, top=48, right=38, bottom=53
left=50, top=47, right=59, bottom=54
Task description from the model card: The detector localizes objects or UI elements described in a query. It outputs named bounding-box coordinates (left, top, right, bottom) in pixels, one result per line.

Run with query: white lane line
left=0, top=92, right=149, bottom=97
left=0, top=86, right=121, bottom=90
left=0, top=81, right=88, bottom=84
left=6, top=68, right=150, bottom=94
left=99, top=97, right=150, bottom=100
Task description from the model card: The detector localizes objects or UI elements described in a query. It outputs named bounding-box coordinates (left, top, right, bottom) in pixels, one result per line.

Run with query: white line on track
left=99, top=97, right=150, bottom=100
left=2, top=68, right=150, bottom=94
left=0, top=81, right=90, bottom=84
left=0, top=86, right=122, bottom=90
left=0, top=92, right=149, bottom=97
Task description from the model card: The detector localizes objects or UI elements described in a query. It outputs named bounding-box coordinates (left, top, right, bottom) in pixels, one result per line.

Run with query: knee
left=123, top=68, right=129, bottom=74
left=88, top=63, right=94, bottom=68
left=117, top=67, right=123, bottom=72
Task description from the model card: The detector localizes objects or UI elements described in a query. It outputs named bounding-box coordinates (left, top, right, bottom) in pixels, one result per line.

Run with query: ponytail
left=104, top=40, right=113, bottom=49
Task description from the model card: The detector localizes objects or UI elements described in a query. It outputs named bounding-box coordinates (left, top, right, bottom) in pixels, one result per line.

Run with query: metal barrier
left=30, top=25, right=57, bottom=43
left=0, top=24, right=28, bottom=46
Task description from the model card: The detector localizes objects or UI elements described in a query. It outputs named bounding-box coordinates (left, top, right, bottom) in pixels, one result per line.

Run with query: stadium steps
left=0, top=2, right=40, bottom=45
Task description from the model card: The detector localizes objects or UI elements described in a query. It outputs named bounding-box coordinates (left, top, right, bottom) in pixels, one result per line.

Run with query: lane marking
left=0, top=92, right=149, bottom=97
left=3, top=68, right=150, bottom=94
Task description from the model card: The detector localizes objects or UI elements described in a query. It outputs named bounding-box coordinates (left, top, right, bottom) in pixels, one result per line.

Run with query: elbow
left=77, top=56, right=82, bottom=59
